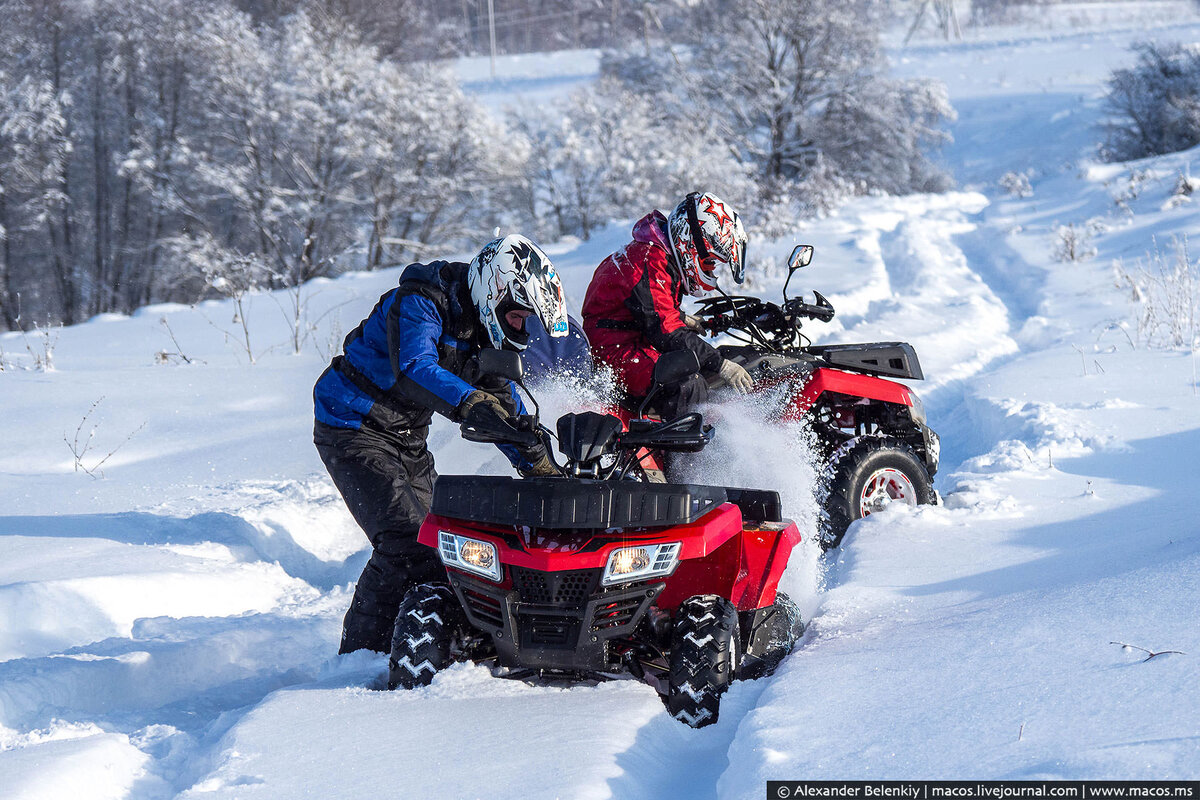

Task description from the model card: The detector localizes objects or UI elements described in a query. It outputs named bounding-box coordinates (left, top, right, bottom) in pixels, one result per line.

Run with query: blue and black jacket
left=313, top=260, right=529, bottom=467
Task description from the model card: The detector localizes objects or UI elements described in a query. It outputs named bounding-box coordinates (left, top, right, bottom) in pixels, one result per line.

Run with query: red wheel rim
left=858, top=468, right=917, bottom=517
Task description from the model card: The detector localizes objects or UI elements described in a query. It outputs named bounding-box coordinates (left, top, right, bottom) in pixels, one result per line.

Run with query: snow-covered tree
left=601, top=0, right=954, bottom=223
left=232, top=0, right=657, bottom=58
left=515, top=77, right=753, bottom=241
left=356, top=62, right=526, bottom=268
left=816, top=77, right=955, bottom=195
left=1101, top=42, right=1200, bottom=162
left=177, top=12, right=521, bottom=283
left=100, top=0, right=215, bottom=312
left=0, top=0, right=228, bottom=324
left=514, top=82, right=656, bottom=240
left=179, top=12, right=372, bottom=288
left=692, top=0, right=952, bottom=196
left=0, top=0, right=83, bottom=325
left=0, top=73, right=71, bottom=329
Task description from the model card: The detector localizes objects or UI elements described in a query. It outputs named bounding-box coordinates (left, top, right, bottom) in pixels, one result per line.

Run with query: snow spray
left=676, top=388, right=827, bottom=619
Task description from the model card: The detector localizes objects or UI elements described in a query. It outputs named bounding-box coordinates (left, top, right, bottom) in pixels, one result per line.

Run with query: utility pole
left=905, top=0, right=962, bottom=44
left=641, top=2, right=650, bottom=55
left=461, top=0, right=471, bottom=52
left=488, top=0, right=497, bottom=80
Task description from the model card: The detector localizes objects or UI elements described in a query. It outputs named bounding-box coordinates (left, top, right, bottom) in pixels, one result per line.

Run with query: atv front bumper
left=919, top=422, right=940, bottom=476
left=448, top=566, right=663, bottom=672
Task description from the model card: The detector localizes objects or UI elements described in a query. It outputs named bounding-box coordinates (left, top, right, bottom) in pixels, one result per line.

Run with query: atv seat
left=724, top=487, right=782, bottom=523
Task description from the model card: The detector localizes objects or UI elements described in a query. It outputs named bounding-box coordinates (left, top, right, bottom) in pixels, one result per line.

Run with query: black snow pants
left=654, top=373, right=710, bottom=421
left=314, top=420, right=444, bottom=654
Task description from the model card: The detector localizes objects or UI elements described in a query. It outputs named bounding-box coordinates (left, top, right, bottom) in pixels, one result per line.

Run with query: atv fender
left=733, top=521, right=802, bottom=611
left=657, top=517, right=801, bottom=614
left=784, top=367, right=914, bottom=420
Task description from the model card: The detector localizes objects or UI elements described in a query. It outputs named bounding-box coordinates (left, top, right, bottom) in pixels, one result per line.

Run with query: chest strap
left=593, top=319, right=640, bottom=331
left=333, top=355, right=400, bottom=407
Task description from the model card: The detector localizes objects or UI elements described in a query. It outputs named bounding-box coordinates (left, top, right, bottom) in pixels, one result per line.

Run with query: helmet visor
left=731, top=237, right=746, bottom=285
left=729, top=215, right=747, bottom=285
left=532, top=269, right=569, bottom=338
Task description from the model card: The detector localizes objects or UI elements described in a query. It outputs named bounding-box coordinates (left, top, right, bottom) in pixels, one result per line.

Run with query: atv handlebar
left=693, top=289, right=836, bottom=353
left=463, top=350, right=715, bottom=482
left=617, top=412, right=712, bottom=453
left=459, top=413, right=542, bottom=449
left=783, top=291, right=835, bottom=323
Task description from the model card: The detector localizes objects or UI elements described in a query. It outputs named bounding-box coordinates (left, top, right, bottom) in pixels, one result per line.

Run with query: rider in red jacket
left=582, top=192, right=753, bottom=416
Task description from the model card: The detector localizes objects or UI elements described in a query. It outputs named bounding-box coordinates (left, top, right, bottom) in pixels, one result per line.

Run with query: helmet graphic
left=468, top=234, right=569, bottom=351
left=666, top=191, right=748, bottom=298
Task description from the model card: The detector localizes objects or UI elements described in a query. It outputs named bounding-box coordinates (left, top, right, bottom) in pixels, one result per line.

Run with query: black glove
left=457, top=389, right=512, bottom=428
left=518, top=443, right=561, bottom=478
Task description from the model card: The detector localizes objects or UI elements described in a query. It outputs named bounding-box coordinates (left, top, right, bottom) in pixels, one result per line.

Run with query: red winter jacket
left=581, top=212, right=722, bottom=397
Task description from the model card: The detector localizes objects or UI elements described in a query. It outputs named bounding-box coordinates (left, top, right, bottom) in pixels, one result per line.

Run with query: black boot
left=339, top=607, right=396, bottom=654
left=339, top=560, right=402, bottom=654
left=338, top=546, right=443, bottom=654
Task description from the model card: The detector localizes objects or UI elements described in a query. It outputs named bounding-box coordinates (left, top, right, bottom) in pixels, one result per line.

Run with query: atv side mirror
left=638, top=350, right=701, bottom=418
left=789, top=245, right=814, bottom=271
left=477, top=348, right=524, bottom=384
left=476, top=348, right=540, bottom=424
left=783, top=245, right=814, bottom=303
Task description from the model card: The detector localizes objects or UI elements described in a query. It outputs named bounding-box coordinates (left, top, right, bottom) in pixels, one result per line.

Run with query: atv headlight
left=602, top=542, right=681, bottom=586
left=438, top=531, right=501, bottom=582
left=907, top=390, right=927, bottom=426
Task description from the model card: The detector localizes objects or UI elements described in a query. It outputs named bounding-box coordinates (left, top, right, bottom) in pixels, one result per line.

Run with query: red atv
left=691, top=245, right=940, bottom=547
left=387, top=350, right=804, bottom=728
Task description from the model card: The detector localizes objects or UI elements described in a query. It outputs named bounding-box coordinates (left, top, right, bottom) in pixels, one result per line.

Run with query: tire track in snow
left=820, top=192, right=1019, bottom=393
left=708, top=192, right=1031, bottom=796
left=0, top=585, right=363, bottom=797
left=0, top=481, right=372, bottom=798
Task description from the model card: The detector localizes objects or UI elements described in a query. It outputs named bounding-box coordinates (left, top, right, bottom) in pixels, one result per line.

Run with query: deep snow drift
left=3, top=10, right=1200, bottom=799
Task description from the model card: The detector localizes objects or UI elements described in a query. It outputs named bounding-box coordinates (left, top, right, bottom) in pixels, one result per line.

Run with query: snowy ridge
left=3, top=16, right=1200, bottom=799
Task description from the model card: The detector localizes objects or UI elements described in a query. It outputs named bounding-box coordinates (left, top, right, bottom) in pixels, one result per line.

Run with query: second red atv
left=387, top=350, right=804, bottom=728
left=692, top=245, right=941, bottom=547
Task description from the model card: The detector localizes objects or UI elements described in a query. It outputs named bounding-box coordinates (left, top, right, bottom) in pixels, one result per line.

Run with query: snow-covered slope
left=3, top=14, right=1200, bottom=799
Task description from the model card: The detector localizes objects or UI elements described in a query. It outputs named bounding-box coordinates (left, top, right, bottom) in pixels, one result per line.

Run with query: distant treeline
left=0, top=0, right=954, bottom=330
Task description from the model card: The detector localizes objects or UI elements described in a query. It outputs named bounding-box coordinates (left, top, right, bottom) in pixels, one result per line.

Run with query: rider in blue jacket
left=314, top=234, right=569, bottom=654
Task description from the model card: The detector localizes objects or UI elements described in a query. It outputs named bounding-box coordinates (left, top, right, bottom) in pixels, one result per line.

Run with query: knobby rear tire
left=818, top=437, right=935, bottom=549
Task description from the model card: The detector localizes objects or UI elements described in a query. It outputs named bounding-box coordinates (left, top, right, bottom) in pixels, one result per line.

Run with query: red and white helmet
left=666, top=191, right=748, bottom=297
left=468, top=234, right=569, bottom=351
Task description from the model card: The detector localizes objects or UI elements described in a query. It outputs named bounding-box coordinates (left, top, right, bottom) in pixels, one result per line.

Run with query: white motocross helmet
left=468, top=234, right=569, bottom=351
left=666, top=191, right=748, bottom=298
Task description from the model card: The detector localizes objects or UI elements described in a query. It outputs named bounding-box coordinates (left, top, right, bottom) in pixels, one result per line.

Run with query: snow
left=452, top=48, right=603, bottom=113
left=723, top=347, right=1200, bottom=783
left=3, top=723, right=151, bottom=800
left=3, top=9, right=1200, bottom=798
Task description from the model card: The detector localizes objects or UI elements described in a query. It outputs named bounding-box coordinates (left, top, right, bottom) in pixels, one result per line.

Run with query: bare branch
left=63, top=396, right=147, bottom=479
left=1110, top=641, right=1187, bottom=662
